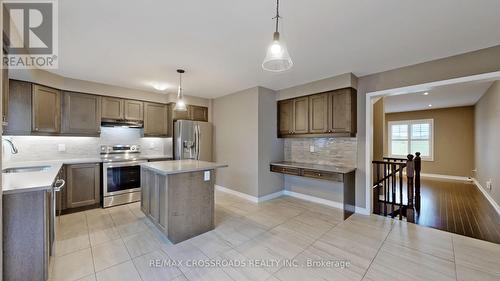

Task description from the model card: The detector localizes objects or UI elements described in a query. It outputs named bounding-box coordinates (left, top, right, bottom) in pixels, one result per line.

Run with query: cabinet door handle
left=35, top=127, right=39, bottom=131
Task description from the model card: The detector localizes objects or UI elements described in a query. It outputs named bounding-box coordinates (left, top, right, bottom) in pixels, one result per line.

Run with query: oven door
left=103, top=160, right=146, bottom=196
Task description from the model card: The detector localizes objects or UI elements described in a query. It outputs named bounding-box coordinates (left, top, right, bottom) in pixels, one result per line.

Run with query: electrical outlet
left=58, top=144, right=66, bottom=152
left=204, top=171, right=211, bottom=181
left=309, top=145, right=315, bottom=153
left=486, top=179, right=493, bottom=190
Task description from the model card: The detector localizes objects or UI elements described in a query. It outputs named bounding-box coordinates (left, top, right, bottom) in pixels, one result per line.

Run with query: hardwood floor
left=416, top=178, right=500, bottom=244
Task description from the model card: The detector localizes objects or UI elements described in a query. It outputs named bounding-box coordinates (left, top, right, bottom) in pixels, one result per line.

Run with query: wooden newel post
left=414, top=152, right=421, bottom=212
left=406, top=154, right=415, bottom=223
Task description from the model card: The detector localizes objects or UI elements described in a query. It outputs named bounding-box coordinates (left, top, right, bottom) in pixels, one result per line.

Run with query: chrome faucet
left=2, top=138, right=19, bottom=154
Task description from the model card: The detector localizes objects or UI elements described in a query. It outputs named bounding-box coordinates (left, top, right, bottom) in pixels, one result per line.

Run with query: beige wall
left=385, top=107, right=475, bottom=177
left=258, top=87, right=284, bottom=196
left=475, top=81, right=500, bottom=206
left=213, top=87, right=260, bottom=196
left=213, top=86, right=283, bottom=197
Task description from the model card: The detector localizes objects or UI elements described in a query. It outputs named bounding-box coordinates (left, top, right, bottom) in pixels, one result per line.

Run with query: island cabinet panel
left=32, top=84, right=61, bottom=134
left=140, top=169, right=151, bottom=215
left=5, top=79, right=32, bottom=135
left=168, top=171, right=214, bottom=243
left=149, top=174, right=160, bottom=223
left=3, top=190, right=48, bottom=281
left=308, top=93, right=329, bottom=133
left=124, top=99, right=143, bottom=121
left=278, top=100, right=293, bottom=135
left=101, top=96, right=124, bottom=120
left=144, top=102, right=168, bottom=137
left=61, top=91, right=101, bottom=135
left=66, top=163, right=100, bottom=208
left=140, top=168, right=215, bottom=244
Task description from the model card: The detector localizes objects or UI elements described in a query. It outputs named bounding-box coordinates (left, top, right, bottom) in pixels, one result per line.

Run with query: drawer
left=270, top=165, right=300, bottom=176
left=302, top=169, right=343, bottom=182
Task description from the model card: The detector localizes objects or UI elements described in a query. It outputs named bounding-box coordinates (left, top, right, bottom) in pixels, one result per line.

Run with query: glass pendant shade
left=174, top=70, right=188, bottom=111
left=174, top=98, right=187, bottom=111
left=262, top=32, right=292, bottom=72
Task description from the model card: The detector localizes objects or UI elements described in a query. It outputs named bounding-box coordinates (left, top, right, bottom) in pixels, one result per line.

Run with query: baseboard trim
left=215, top=185, right=369, bottom=215
left=214, top=185, right=284, bottom=203
left=215, top=185, right=259, bottom=203
left=472, top=178, right=500, bottom=216
left=420, top=173, right=471, bottom=182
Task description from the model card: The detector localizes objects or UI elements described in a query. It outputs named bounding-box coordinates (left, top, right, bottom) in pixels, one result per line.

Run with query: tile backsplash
left=284, top=138, right=357, bottom=167
left=2, top=127, right=172, bottom=162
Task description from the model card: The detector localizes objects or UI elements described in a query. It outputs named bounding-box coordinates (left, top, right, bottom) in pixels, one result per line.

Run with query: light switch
left=58, top=144, right=66, bottom=152
left=309, top=145, right=315, bottom=153
left=204, top=171, right=210, bottom=181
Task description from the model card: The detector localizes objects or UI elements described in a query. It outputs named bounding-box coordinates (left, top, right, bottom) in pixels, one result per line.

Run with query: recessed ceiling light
left=151, top=83, right=169, bottom=91
left=428, top=104, right=433, bottom=107
left=423, top=92, right=429, bottom=96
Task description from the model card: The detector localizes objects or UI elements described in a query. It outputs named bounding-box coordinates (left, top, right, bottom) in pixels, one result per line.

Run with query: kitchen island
left=140, top=160, right=227, bottom=243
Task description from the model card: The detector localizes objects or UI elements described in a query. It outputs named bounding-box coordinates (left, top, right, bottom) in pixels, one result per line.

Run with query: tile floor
left=51, top=190, right=500, bottom=281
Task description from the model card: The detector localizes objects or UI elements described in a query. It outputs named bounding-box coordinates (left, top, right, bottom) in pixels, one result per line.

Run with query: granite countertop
left=270, top=161, right=356, bottom=174
left=141, top=160, right=228, bottom=175
left=2, top=160, right=64, bottom=195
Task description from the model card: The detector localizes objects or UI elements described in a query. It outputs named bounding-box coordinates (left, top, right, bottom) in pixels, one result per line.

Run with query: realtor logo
left=2, top=0, right=58, bottom=69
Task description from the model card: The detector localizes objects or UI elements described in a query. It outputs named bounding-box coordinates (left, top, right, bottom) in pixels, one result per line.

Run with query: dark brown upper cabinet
left=278, top=98, right=309, bottom=135
left=278, top=87, right=357, bottom=138
left=32, top=84, right=61, bottom=134
left=309, top=93, right=329, bottom=133
left=328, top=88, right=357, bottom=134
left=2, top=34, right=9, bottom=127
left=124, top=100, right=144, bottom=121
left=170, top=103, right=208, bottom=122
left=189, top=105, right=208, bottom=121
left=61, top=91, right=101, bottom=136
left=278, top=100, right=293, bottom=135
left=101, top=97, right=124, bottom=120
left=293, top=97, right=309, bottom=134
left=5, top=80, right=32, bottom=135
left=144, top=102, right=168, bottom=136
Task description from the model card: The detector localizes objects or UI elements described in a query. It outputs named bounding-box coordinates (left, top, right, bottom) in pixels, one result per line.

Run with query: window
left=388, top=119, right=434, bottom=160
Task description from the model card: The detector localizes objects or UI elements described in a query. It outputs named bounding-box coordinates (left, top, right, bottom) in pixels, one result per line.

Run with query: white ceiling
left=384, top=81, right=493, bottom=113
left=50, top=0, right=500, bottom=98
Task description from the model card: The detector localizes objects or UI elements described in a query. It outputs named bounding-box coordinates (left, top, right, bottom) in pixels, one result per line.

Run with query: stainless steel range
left=101, top=144, right=146, bottom=207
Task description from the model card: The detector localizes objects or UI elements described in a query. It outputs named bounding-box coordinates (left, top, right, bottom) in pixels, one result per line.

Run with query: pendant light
left=174, top=69, right=187, bottom=111
left=262, top=0, right=293, bottom=72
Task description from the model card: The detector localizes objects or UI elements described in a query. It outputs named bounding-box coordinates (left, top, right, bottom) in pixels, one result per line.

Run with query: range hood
left=101, top=119, right=143, bottom=128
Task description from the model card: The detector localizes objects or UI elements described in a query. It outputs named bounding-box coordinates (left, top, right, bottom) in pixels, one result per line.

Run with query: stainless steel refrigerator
left=174, top=120, right=212, bottom=161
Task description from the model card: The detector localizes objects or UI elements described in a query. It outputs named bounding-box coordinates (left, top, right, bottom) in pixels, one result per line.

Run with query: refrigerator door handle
left=196, top=124, right=201, bottom=160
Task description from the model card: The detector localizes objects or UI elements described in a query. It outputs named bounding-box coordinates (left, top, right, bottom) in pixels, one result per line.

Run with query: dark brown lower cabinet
left=66, top=163, right=101, bottom=208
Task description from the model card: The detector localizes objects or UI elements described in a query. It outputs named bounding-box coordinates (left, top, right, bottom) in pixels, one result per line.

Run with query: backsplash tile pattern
left=3, top=127, right=172, bottom=163
left=284, top=138, right=357, bottom=168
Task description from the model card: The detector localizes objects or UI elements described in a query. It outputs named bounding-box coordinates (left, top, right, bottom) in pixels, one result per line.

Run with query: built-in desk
left=270, top=161, right=356, bottom=220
